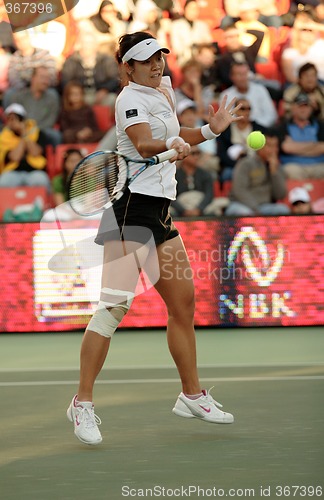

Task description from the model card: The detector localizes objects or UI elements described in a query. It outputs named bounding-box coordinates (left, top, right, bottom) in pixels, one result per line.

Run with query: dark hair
left=62, top=148, right=83, bottom=185
left=298, top=62, right=317, bottom=78
left=62, top=80, right=85, bottom=111
left=90, top=1, right=120, bottom=34
left=116, top=31, right=155, bottom=65
left=229, top=61, right=249, bottom=72
left=260, top=127, right=279, bottom=139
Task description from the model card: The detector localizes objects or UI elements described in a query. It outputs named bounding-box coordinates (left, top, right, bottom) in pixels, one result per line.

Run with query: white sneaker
left=67, top=395, right=103, bottom=445
left=172, top=388, right=234, bottom=424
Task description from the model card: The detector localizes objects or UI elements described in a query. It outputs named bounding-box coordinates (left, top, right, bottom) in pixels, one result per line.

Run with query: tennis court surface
left=0, top=326, right=323, bottom=500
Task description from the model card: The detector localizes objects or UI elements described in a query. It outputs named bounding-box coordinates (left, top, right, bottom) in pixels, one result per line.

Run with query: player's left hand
left=208, top=96, right=243, bottom=135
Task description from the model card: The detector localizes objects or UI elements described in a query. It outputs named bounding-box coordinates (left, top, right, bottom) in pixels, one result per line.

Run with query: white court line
left=0, top=361, right=323, bottom=373
left=1, top=375, right=324, bottom=387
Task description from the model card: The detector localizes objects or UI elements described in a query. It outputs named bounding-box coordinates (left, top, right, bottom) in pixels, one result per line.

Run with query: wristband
left=201, top=124, right=220, bottom=140
left=166, top=136, right=185, bottom=150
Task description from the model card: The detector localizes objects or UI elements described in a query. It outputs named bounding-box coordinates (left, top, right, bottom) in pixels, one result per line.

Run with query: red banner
left=0, top=216, right=323, bottom=332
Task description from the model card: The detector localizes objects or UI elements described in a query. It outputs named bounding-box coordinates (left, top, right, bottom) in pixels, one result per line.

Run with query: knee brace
left=87, top=287, right=134, bottom=338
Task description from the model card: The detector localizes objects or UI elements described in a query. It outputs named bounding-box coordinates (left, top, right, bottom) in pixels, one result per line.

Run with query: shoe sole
left=66, top=404, right=103, bottom=445
left=172, top=407, right=234, bottom=424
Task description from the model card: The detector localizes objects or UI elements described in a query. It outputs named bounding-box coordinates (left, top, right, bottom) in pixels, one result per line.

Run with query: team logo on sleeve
left=126, top=109, right=138, bottom=118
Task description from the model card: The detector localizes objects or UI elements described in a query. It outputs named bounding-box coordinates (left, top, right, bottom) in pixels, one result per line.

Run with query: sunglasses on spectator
left=239, top=106, right=251, bottom=111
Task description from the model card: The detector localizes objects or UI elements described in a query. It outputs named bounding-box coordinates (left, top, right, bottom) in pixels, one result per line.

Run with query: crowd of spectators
left=0, top=0, right=324, bottom=220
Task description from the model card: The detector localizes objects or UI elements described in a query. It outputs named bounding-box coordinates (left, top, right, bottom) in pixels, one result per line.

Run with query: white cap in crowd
left=176, top=99, right=197, bottom=116
left=5, top=103, right=27, bottom=118
left=288, top=187, right=311, bottom=205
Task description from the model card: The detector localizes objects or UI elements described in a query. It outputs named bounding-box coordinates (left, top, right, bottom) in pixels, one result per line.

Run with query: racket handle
left=154, top=149, right=177, bottom=164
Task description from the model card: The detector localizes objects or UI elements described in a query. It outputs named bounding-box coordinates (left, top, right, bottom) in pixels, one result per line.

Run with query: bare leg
left=152, top=236, right=201, bottom=395
left=77, top=239, right=151, bottom=401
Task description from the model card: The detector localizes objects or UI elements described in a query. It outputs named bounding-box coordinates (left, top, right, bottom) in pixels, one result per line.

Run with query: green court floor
left=0, top=327, right=323, bottom=500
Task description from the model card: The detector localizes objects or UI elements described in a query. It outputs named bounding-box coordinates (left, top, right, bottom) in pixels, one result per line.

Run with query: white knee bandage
left=87, top=288, right=134, bottom=338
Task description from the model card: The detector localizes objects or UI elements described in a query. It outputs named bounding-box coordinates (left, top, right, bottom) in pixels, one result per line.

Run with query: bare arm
left=126, top=96, right=242, bottom=159
left=281, top=58, right=297, bottom=84
left=7, top=139, right=26, bottom=163
left=126, top=122, right=189, bottom=161
left=24, top=139, right=43, bottom=157
left=180, top=97, right=243, bottom=144
left=282, top=136, right=324, bottom=156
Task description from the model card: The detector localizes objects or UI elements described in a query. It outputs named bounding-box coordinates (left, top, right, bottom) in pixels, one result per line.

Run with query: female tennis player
left=67, top=31, right=242, bottom=445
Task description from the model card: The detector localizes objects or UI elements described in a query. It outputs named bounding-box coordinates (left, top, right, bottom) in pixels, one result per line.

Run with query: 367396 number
left=276, top=485, right=323, bottom=497
left=5, top=3, right=53, bottom=14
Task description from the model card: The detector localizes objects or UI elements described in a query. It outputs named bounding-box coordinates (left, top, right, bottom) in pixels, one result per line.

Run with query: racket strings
left=69, top=153, right=122, bottom=215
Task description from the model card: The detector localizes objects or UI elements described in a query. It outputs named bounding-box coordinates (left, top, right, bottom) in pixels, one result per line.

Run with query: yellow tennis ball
left=247, top=131, right=266, bottom=150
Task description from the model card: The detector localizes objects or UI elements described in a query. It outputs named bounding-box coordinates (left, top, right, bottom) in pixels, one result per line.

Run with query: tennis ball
left=246, top=131, right=266, bottom=150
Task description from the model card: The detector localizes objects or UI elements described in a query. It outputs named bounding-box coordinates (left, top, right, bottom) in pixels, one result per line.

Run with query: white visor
left=122, top=38, right=170, bottom=63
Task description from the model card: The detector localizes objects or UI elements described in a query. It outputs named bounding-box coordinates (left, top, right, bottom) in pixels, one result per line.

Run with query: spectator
left=217, top=97, right=264, bottom=181
left=175, top=59, right=214, bottom=122
left=7, top=30, right=57, bottom=91
left=234, top=2, right=272, bottom=62
left=0, top=104, right=50, bottom=192
left=218, top=62, right=278, bottom=127
left=109, top=0, right=135, bottom=21
left=225, top=130, right=290, bottom=215
left=60, top=29, right=120, bottom=107
left=4, top=67, right=61, bottom=147
left=282, top=62, right=324, bottom=120
left=52, top=148, right=84, bottom=206
left=170, top=0, right=213, bottom=66
left=216, top=24, right=264, bottom=89
left=280, top=7, right=324, bottom=84
left=27, top=19, right=69, bottom=70
left=171, top=147, right=227, bottom=217
left=288, top=186, right=313, bottom=214
left=77, top=0, right=127, bottom=56
left=127, top=0, right=169, bottom=48
left=193, top=43, right=220, bottom=92
left=278, top=92, right=324, bottom=179
left=59, top=81, right=106, bottom=145
left=176, top=99, right=219, bottom=178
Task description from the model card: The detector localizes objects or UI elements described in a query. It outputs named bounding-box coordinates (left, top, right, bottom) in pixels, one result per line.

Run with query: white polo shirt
left=115, top=76, right=180, bottom=200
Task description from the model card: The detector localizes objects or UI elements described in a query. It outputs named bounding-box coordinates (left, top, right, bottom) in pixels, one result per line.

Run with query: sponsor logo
left=220, top=226, right=295, bottom=319
left=126, top=109, right=138, bottom=119
left=199, top=405, right=211, bottom=413
left=227, top=226, right=284, bottom=287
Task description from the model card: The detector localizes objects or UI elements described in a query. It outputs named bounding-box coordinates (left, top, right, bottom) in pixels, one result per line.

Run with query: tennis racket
left=67, top=149, right=177, bottom=216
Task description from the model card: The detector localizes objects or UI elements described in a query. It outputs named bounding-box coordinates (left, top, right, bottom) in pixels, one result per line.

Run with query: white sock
left=184, top=392, right=203, bottom=400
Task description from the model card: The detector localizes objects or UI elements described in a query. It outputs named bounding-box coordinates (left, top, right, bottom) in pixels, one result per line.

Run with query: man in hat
left=278, top=92, right=324, bottom=179
left=0, top=103, right=50, bottom=191
left=288, top=186, right=313, bottom=214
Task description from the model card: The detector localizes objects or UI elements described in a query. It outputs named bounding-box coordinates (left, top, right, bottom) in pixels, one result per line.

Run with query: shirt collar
left=128, top=76, right=172, bottom=94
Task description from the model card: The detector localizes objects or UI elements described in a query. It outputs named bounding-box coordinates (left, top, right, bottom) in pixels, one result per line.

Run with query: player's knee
left=87, top=288, right=134, bottom=338
left=168, top=291, right=195, bottom=324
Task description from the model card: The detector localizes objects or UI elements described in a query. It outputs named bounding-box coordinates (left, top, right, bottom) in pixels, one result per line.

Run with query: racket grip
left=154, top=149, right=177, bottom=164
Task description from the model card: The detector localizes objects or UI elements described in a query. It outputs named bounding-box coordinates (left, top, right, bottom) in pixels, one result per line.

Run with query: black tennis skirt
left=95, top=188, right=179, bottom=246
